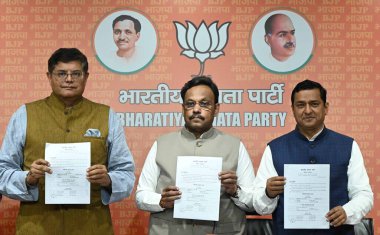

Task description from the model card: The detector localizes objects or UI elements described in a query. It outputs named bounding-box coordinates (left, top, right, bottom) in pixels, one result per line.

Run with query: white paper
left=45, top=142, right=91, bottom=204
left=174, top=156, right=222, bottom=221
left=284, top=164, right=330, bottom=229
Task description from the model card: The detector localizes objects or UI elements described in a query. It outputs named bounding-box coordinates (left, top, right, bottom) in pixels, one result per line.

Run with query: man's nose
left=287, top=33, right=295, bottom=42
left=192, top=103, right=202, bottom=112
left=304, top=104, right=312, bottom=113
left=119, top=31, right=127, bottom=39
left=65, top=74, right=74, bottom=82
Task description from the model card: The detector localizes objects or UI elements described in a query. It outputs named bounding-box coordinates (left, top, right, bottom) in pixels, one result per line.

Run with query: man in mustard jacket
left=0, top=48, right=135, bottom=235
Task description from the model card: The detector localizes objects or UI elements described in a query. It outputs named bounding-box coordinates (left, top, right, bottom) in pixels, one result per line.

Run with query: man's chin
left=300, top=122, right=320, bottom=130
left=117, top=45, right=130, bottom=50
left=272, top=53, right=293, bottom=62
left=186, top=125, right=210, bottom=134
left=186, top=120, right=206, bottom=127
left=282, top=47, right=296, bottom=54
left=188, top=120, right=203, bottom=127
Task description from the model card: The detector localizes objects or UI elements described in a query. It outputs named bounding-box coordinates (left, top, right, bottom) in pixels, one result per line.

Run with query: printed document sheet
left=174, top=156, right=222, bottom=221
left=45, top=142, right=91, bottom=204
left=284, top=164, right=330, bottom=229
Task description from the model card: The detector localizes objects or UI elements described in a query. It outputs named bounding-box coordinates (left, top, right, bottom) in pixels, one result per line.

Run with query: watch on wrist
left=231, top=185, right=241, bottom=198
left=25, top=171, right=34, bottom=188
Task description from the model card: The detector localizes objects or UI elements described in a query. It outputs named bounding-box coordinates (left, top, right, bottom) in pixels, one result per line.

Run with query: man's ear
left=81, top=72, right=89, bottom=86
left=264, top=34, right=270, bottom=46
left=136, top=32, right=140, bottom=41
left=46, top=72, right=53, bottom=85
left=181, top=103, right=186, bottom=117
left=214, top=103, right=220, bottom=117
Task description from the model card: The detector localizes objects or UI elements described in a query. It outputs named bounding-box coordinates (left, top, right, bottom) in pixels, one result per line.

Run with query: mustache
left=284, top=42, right=296, bottom=48
left=117, top=39, right=129, bottom=43
left=190, top=114, right=204, bottom=120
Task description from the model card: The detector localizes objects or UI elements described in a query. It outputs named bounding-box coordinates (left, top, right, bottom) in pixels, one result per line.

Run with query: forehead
left=184, top=85, right=215, bottom=100
left=114, top=20, right=135, bottom=31
left=53, top=61, right=82, bottom=71
left=271, top=15, right=294, bottom=32
left=294, top=89, right=322, bottom=102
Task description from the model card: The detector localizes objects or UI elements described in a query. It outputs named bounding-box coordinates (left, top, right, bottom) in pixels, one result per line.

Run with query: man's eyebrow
left=296, top=99, right=320, bottom=104
left=276, top=30, right=292, bottom=35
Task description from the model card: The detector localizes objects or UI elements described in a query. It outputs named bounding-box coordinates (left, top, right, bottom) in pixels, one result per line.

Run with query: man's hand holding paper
left=26, top=159, right=52, bottom=186
left=159, top=186, right=182, bottom=209
left=87, top=164, right=111, bottom=187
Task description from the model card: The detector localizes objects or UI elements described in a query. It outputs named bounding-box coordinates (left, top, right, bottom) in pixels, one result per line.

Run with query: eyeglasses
left=51, top=71, right=84, bottom=80
left=183, top=100, right=213, bottom=110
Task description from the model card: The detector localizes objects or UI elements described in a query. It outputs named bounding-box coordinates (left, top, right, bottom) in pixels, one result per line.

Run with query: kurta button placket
left=64, top=108, right=70, bottom=134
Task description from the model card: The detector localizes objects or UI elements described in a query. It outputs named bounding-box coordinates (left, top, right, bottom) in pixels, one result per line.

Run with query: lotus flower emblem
left=174, top=20, right=231, bottom=76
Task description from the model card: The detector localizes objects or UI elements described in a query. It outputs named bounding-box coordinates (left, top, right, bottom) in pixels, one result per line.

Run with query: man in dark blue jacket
left=253, top=79, right=373, bottom=235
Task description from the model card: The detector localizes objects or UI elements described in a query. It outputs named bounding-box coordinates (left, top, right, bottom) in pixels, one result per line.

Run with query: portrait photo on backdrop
left=251, top=9, right=315, bottom=74
left=264, top=13, right=296, bottom=62
left=93, top=9, right=158, bottom=74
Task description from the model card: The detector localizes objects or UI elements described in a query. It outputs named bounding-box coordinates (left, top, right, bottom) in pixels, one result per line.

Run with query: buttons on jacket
left=196, top=141, right=202, bottom=147
left=309, top=157, right=317, bottom=164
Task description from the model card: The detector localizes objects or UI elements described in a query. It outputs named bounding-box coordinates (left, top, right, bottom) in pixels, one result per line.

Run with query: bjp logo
left=174, top=21, right=231, bottom=76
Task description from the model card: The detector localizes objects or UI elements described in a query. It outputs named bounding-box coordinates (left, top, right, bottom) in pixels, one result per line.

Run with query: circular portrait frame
left=93, top=8, right=158, bottom=74
left=250, top=9, right=315, bottom=74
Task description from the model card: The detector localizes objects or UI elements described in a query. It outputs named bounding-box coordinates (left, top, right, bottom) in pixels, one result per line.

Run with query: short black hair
left=291, top=80, right=327, bottom=105
left=48, top=48, right=88, bottom=73
left=112, top=15, right=141, bottom=33
left=181, top=76, right=219, bottom=104
left=265, top=13, right=287, bottom=35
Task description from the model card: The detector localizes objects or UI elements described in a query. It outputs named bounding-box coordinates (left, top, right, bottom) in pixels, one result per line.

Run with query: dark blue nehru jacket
left=268, top=127, right=354, bottom=235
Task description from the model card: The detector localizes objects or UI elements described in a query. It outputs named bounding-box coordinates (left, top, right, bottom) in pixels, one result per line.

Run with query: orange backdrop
left=0, top=0, right=379, bottom=234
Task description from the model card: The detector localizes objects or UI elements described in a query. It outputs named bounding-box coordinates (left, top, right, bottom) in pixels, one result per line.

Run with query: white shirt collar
left=308, top=127, right=324, bottom=141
